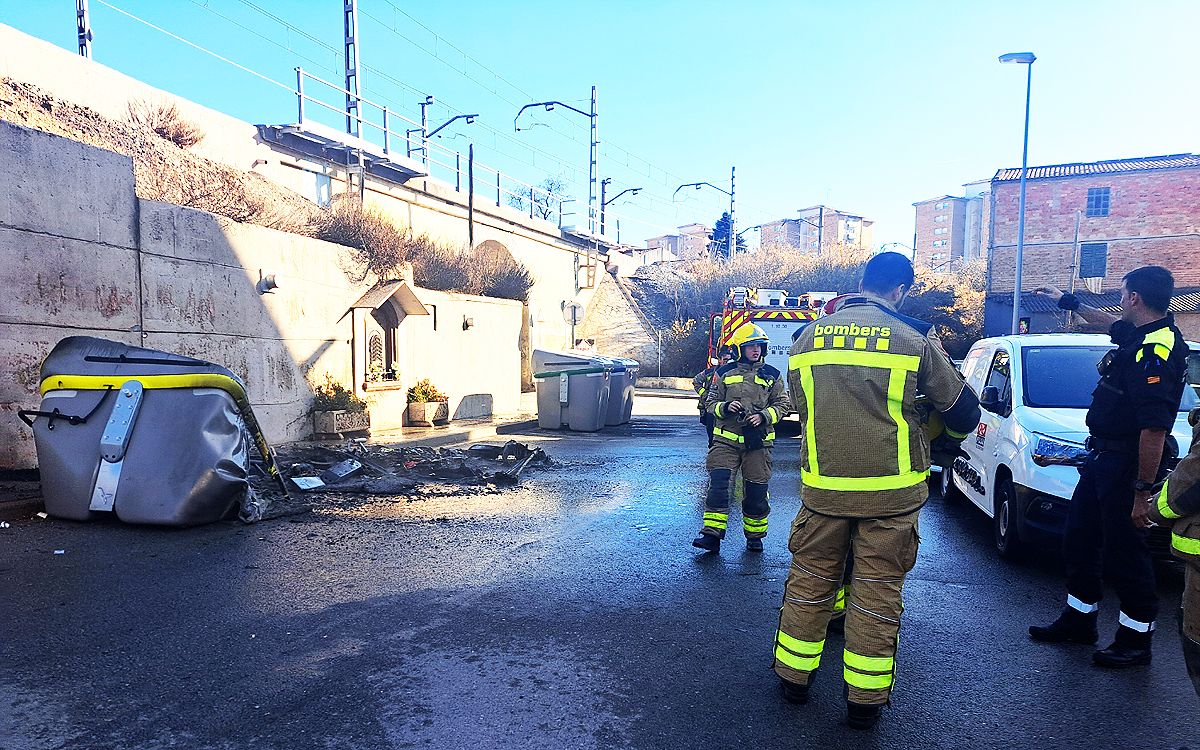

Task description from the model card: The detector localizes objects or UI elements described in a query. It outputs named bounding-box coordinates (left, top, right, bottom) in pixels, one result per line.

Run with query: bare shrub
left=316, top=198, right=410, bottom=283
left=127, top=99, right=205, bottom=148
left=659, top=318, right=709, bottom=377
left=472, top=241, right=534, bottom=301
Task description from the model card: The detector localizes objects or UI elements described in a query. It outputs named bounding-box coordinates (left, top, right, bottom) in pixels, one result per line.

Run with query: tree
left=508, top=176, right=571, bottom=221
left=710, top=211, right=747, bottom=259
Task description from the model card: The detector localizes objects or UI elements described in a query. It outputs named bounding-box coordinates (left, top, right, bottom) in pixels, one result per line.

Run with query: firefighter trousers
left=701, top=442, right=771, bottom=539
left=773, top=507, right=920, bottom=706
left=1184, top=566, right=1200, bottom=698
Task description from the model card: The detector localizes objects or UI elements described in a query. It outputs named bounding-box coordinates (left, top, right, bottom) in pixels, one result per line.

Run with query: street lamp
left=600, top=178, right=642, bottom=238
left=514, top=87, right=599, bottom=237
left=427, top=114, right=478, bottom=139
left=674, top=167, right=736, bottom=257
left=1000, top=50, right=1036, bottom=335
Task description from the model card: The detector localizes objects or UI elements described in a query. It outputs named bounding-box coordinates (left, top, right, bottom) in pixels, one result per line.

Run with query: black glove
left=742, top=416, right=768, bottom=452
left=930, top=435, right=968, bottom=470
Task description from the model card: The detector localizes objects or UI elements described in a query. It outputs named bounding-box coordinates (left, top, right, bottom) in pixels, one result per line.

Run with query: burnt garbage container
left=19, top=336, right=284, bottom=526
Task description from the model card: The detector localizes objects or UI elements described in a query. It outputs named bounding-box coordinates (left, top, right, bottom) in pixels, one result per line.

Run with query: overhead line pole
left=76, top=0, right=93, bottom=58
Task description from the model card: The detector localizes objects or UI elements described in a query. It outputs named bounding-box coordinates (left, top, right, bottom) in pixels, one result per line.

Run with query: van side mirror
left=980, top=385, right=1001, bottom=410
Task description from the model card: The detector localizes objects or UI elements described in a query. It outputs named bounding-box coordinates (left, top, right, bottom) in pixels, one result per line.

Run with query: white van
left=945, top=333, right=1197, bottom=557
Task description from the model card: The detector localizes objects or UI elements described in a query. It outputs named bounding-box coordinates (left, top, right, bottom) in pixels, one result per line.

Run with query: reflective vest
left=706, top=360, right=792, bottom=449
left=787, top=295, right=980, bottom=517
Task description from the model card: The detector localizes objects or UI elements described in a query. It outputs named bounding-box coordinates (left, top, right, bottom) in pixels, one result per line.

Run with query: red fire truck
left=707, top=287, right=837, bottom=377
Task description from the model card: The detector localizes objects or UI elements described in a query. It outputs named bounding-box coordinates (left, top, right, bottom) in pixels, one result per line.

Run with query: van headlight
left=1031, top=435, right=1088, bottom=467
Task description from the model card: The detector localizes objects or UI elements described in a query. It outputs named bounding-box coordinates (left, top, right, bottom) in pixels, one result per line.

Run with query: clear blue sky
left=2, top=0, right=1197, bottom=249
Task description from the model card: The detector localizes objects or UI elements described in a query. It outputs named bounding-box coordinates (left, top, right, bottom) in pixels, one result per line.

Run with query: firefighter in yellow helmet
left=692, top=323, right=791, bottom=553
left=774, top=252, right=980, bottom=729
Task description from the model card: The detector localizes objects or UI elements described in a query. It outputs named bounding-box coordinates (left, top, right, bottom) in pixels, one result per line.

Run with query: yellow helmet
left=730, top=323, right=769, bottom=358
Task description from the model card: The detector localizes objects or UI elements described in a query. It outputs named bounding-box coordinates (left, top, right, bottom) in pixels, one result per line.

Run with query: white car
left=944, top=333, right=1197, bottom=558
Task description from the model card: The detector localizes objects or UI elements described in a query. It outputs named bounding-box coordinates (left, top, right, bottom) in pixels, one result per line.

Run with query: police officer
left=1030, top=267, right=1188, bottom=668
left=693, top=348, right=735, bottom=446
left=692, top=323, right=791, bottom=553
left=775, top=252, right=980, bottom=729
left=1148, top=405, right=1200, bottom=696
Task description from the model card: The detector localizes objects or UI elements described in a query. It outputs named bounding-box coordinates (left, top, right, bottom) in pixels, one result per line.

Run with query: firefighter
left=693, top=348, right=735, bottom=446
left=1148, top=405, right=1200, bottom=697
left=1029, top=268, right=1188, bottom=668
left=774, top=252, right=980, bottom=729
left=692, top=323, right=791, bottom=553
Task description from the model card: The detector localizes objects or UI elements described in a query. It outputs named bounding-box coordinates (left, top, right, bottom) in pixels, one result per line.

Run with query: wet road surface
left=2, top=407, right=1198, bottom=749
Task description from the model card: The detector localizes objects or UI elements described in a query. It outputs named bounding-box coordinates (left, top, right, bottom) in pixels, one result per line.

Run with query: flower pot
left=313, top=409, right=370, bottom=438
left=407, top=401, right=449, bottom=426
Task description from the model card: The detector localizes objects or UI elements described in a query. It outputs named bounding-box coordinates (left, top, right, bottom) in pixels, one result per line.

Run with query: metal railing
left=294, top=68, right=575, bottom=228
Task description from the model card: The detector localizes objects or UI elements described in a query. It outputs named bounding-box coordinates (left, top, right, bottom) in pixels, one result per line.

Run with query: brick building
left=984, top=153, right=1200, bottom=336
left=913, top=195, right=969, bottom=269
left=645, top=223, right=712, bottom=261
left=759, top=207, right=875, bottom=252
left=912, top=183, right=990, bottom=270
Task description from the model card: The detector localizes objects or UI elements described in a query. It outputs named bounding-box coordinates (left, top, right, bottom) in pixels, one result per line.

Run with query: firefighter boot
left=1093, top=624, right=1153, bottom=668
left=846, top=702, right=882, bottom=730
left=1029, top=607, right=1099, bottom=645
left=780, top=677, right=810, bottom=705
left=692, top=533, right=720, bottom=552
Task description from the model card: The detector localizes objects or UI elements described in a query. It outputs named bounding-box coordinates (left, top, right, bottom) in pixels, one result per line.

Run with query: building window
left=934, top=227, right=947, bottom=235
left=935, top=215, right=947, bottom=222
left=1086, top=187, right=1110, bottom=217
left=1078, top=242, right=1108, bottom=279
left=932, top=240, right=947, bottom=248
left=935, top=201, right=949, bottom=210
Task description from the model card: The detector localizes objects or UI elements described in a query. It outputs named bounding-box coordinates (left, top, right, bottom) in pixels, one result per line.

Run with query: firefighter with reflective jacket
left=693, top=348, right=736, bottom=446
left=774, top=252, right=981, bottom=730
left=1149, top=405, right=1200, bottom=697
left=692, top=323, right=791, bottom=553
left=1030, top=267, right=1188, bottom=669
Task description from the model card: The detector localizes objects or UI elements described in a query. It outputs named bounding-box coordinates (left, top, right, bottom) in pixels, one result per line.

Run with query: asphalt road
left=2, top=405, right=1198, bottom=749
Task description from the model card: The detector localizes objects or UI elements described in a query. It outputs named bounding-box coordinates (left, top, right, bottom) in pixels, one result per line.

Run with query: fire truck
left=707, top=287, right=838, bottom=377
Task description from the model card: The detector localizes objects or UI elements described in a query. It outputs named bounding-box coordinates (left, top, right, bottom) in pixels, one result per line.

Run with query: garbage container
left=613, top=357, right=640, bottom=425
left=533, top=349, right=602, bottom=374
left=18, top=336, right=283, bottom=526
left=534, top=365, right=612, bottom=432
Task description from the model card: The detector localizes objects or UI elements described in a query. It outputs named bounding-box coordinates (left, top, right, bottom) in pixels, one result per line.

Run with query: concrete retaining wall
left=0, top=23, right=598, bottom=356
left=0, top=121, right=522, bottom=469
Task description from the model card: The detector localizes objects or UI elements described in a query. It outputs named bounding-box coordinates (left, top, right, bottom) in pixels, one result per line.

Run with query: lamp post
left=1000, top=51, right=1036, bottom=335
left=514, top=88, right=599, bottom=237
left=673, top=167, right=736, bottom=257
left=600, top=178, right=642, bottom=238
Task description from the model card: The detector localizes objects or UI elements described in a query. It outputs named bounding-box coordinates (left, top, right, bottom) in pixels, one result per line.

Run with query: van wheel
left=939, top=466, right=962, bottom=502
left=993, top=476, right=1025, bottom=559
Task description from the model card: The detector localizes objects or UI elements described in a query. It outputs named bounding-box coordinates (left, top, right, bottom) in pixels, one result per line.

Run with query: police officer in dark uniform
left=1030, top=266, right=1188, bottom=668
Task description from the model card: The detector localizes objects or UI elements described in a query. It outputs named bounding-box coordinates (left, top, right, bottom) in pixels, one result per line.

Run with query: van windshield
left=1022, top=346, right=1198, bottom=411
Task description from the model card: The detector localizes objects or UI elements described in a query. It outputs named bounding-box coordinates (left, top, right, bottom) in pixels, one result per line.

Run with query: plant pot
left=407, top=401, right=449, bottom=426
left=313, top=409, right=370, bottom=438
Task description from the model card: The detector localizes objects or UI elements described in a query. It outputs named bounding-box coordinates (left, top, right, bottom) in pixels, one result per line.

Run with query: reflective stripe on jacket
left=1149, top=413, right=1200, bottom=565
left=787, top=294, right=980, bottom=517
left=706, top=360, right=792, bottom=449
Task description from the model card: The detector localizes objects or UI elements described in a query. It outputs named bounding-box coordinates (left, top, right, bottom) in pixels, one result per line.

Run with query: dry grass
left=642, top=244, right=986, bottom=371
left=317, top=199, right=534, bottom=301
left=127, top=99, right=205, bottom=148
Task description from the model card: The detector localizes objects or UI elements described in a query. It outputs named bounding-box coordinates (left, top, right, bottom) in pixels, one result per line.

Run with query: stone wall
left=576, top=271, right=659, bottom=367
left=0, top=121, right=522, bottom=469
